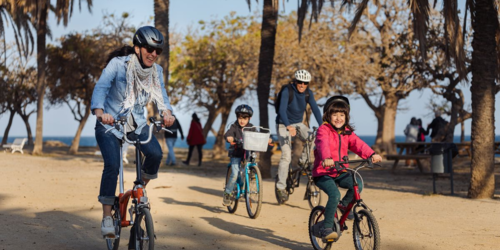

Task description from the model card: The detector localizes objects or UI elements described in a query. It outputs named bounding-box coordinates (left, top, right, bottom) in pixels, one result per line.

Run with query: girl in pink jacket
left=313, top=96, right=382, bottom=240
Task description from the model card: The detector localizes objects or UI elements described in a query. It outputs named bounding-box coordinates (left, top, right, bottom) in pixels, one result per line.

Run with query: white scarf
left=120, top=54, right=167, bottom=116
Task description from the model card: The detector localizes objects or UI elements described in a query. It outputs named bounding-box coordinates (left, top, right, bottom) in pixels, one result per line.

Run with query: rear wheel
left=308, top=206, right=332, bottom=250
left=245, top=166, right=263, bottom=219
left=225, top=166, right=239, bottom=213
left=106, top=199, right=121, bottom=250
left=307, top=181, right=322, bottom=209
left=133, top=207, right=155, bottom=250
left=352, top=209, right=380, bottom=250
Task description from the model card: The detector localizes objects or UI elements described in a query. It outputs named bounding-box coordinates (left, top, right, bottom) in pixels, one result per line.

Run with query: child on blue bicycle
left=222, top=104, right=271, bottom=206
left=313, top=96, right=382, bottom=240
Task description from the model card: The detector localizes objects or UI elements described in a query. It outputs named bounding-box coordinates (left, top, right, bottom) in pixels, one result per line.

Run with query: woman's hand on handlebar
left=371, top=154, right=382, bottom=163
left=162, top=112, right=175, bottom=127
left=95, top=109, right=115, bottom=125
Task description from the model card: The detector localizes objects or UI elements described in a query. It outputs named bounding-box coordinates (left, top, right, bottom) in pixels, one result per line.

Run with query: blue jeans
left=314, top=173, right=363, bottom=229
left=224, top=157, right=241, bottom=194
left=165, top=138, right=177, bottom=164
left=95, top=122, right=163, bottom=205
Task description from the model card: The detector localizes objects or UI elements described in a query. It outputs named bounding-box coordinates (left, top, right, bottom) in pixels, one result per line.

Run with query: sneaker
left=182, top=161, right=189, bottom=165
left=320, top=227, right=338, bottom=240
left=222, top=193, right=232, bottom=206
left=101, top=216, right=115, bottom=238
left=278, top=189, right=289, bottom=202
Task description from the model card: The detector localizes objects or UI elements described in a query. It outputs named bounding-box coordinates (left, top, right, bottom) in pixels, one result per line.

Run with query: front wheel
left=133, top=207, right=155, bottom=250
left=308, top=206, right=332, bottom=250
left=306, top=181, right=322, bottom=209
left=245, top=166, right=263, bottom=219
left=225, top=166, right=239, bottom=213
left=352, top=209, right=380, bottom=250
left=106, top=199, right=121, bottom=250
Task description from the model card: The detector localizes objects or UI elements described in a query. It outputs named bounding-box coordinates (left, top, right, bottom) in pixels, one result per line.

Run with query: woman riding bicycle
left=90, top=26, right=175, bottom=238
left=313, top=95, right=382, bottom=240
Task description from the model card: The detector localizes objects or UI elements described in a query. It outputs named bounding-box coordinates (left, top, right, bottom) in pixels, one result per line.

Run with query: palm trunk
left=32, top=2, right=48, bottom=155
left=467, top=0, right=498, bottom=199
left=1, top=110, right=15, bottom=145
left=68, top=106, right=91, bottom=155
left=256, top=0, right=279, bottom=179
left=154, top=0, right=170, bottom=85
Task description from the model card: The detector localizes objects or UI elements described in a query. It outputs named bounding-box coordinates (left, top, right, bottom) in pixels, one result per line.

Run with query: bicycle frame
left=233, top=148, right=259, bottom=200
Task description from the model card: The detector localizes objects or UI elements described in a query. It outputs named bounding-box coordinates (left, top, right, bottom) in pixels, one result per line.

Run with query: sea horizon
left=2, top=135, right=497, bottom=149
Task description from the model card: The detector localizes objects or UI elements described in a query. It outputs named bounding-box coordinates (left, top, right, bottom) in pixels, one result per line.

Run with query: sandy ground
left=1, top=145, right=500, bottom=250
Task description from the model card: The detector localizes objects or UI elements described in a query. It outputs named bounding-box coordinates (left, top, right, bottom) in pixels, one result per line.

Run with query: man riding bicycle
left=275, top=69, right=322, bottom=202
left=91, top=26, right=175, bottom=238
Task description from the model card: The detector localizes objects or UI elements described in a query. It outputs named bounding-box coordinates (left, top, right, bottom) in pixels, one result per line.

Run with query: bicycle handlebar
left=100, top=116, right=172, bottom=145
left=294, top=126, right=318, bottom=142
left=321, top=156, right=377, bottom=172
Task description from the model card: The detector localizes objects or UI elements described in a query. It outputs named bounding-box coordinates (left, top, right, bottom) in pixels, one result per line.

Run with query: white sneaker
left=101, top=216, right=115, bottom=238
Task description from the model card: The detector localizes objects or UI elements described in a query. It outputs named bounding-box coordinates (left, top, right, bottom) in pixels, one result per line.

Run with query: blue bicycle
left=224, top=127, right=269, bottom=219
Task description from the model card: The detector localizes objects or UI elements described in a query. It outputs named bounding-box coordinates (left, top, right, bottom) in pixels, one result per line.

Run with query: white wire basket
left=242, top=127, right=270, bottom=152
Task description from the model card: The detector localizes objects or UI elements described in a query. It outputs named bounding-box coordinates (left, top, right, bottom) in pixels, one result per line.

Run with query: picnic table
left=386, top=141, right=500, bottom=173
left=385, top=142, right=432, bottom=173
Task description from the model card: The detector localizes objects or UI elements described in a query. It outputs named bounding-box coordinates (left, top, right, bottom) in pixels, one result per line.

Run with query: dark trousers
left=314, top=173, right=362, bottom=229
left=95, top=122, right=163, bottom=205
left=186, top=144, right=203, bottom=165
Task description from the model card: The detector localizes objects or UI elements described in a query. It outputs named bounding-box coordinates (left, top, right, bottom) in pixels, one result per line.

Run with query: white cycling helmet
left=294, top=69, right=311, bottom=82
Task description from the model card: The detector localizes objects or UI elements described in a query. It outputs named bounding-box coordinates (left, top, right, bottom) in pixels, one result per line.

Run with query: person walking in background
left=183, top=113, right=206, bottom=167
left=425, top=110, right=448, bottom=142
left=417, top=118, right=426, bottom=142
left=404, top=117, right=419, bottom=166
left=164, top=114, right=184, bottom=166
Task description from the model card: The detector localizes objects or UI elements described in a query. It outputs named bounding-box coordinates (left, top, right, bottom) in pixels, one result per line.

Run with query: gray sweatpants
left=276, top=123, right=311, bottom=190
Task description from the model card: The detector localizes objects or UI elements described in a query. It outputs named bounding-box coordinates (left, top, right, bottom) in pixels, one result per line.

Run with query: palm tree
left=9, top=0, right=93, bottom=155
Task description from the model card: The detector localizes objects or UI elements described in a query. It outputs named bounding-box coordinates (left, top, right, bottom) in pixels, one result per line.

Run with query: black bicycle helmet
left=324, top=95, right=350, bottom=112
left=235, top=104, right=253, bottom=117
left=133, top=26, right=164, bottom=49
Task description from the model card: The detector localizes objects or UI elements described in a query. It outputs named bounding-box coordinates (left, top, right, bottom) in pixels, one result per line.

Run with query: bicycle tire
left=245, top=166, right=263, bottom=219
left=352, top=209, right=380, bottom=250
left=306, top=181, right=322, bottom=209
left=225, top=166, right=239, bottom=213
left=308, top=206, right=332, bottom=250
left=106, top=199, right=121, bottom=250
left=133, top=207, right=155, bottom=250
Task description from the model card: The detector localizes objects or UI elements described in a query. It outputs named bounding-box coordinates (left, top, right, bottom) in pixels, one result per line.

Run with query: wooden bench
left=385, top=154, right=431, bottom=173
left=2, top=138, right=27, bottom=154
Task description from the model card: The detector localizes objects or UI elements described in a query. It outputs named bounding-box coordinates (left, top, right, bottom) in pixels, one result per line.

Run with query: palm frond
left=347, top=0, right=369, bottom=39
left=443, top=0, right=466, bottom=79
left=409, top=0, right=429, bottom=61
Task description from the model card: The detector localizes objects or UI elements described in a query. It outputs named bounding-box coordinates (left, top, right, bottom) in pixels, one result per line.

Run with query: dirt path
left=0, top=148, right=499, bottom=250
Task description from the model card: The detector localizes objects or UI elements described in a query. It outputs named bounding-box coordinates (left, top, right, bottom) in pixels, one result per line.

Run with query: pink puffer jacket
left=312, top=123, right=375, bottom=178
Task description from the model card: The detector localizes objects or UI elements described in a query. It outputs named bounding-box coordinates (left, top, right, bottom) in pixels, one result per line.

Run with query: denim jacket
left=91, top=55, right=173, bottom=139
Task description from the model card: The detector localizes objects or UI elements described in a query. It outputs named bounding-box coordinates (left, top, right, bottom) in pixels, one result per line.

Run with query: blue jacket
left=276, top=84, right=322, bottom=126
left=91, top=55, right=173, bottom=138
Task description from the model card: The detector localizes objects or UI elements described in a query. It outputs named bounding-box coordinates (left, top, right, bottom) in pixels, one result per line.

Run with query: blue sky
left=1, top=0, right=499, bottom=138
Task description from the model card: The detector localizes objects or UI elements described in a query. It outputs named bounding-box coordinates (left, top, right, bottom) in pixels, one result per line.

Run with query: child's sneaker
left=338, top=205, right=354, bottom=220
left=320, top=227, right=338, bottom=240
left=222, top=193, right=232, bottom=206
left=101, top=216, right=115, bottom=238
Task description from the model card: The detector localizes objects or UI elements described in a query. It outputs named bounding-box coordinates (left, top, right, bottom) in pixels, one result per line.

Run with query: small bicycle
left=308, top=157, right=381, bottom=250
left=275, top=126, right=322, bottom=209
left=104, top=116, right=170, bottom=250
left=224, top=127, right=269, bottom=219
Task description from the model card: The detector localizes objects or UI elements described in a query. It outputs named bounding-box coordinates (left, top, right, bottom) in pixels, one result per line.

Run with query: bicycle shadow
left=201, top=217, right=309, bottom=249
left=189, top=186, right=222, bottom=198
left=159, top=197, right=250, bottom=219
